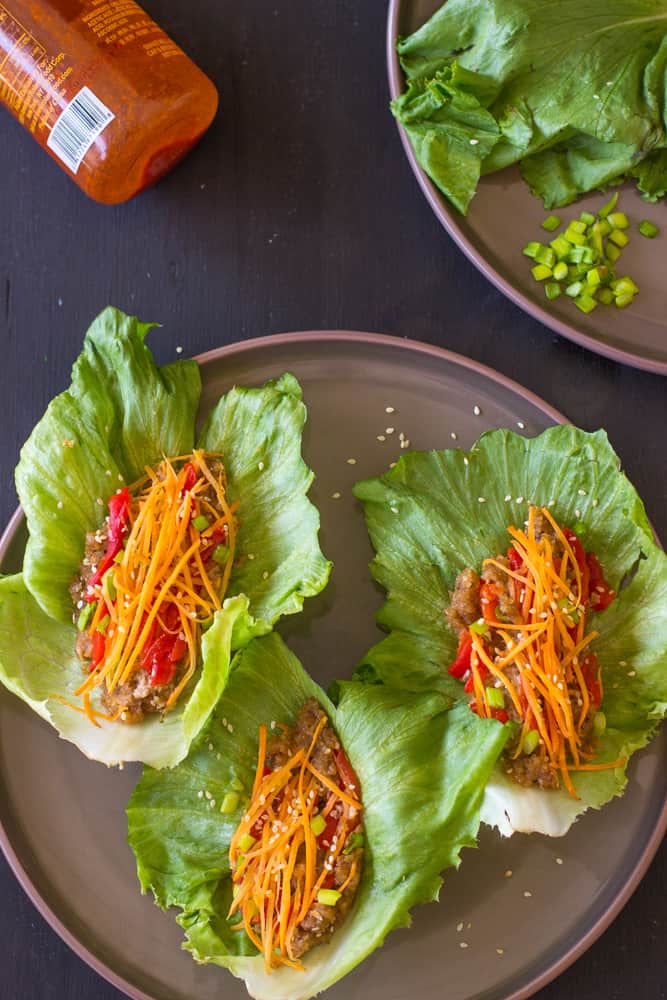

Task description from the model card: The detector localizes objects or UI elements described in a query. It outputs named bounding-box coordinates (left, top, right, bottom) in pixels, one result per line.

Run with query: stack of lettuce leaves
left=127, top=626, right=508, bottom=1000
left=0, top=307, right=331, bottom=768
left=393, top=0, right=667, bottom=213
left=354, top=425, right=667, bottom=836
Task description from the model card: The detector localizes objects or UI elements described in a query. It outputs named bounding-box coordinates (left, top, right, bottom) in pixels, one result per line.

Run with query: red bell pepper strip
left=180, top=462, right=197, bottom=494
left=89, top=629, right=106, bottom=672
left=448, top=631, right=473, bottom=679
left=586, top=552, right=615, bottom=610
left=464, top=660, right=489, bottom=693
left=141, top=628, right=187, bottom=687
left=581, top=653, right=602, bottom=707
left=85, top=487, right=131, bottom=601
left=335, top=748, right=360, bottom=793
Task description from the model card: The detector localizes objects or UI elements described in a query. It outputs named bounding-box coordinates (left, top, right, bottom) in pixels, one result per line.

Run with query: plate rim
left=1, top=328, right=665, bottom=1000
left=386, top=0, right=667, bottom=377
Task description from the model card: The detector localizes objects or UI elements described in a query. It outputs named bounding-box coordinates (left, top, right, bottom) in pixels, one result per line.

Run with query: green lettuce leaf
left=393, top=0, right=667, bottom=212
left=354, top=426, right=667, bottom=835
left=127, top=633, right=507, bottom=998
left=2, top=307, right=330, bottom=767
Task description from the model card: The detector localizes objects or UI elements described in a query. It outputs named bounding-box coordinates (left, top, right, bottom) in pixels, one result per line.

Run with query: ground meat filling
left=69, top=458, right=228, bottom=723
left=230, top=699, right=364, bottom=967
left=269, top=700, right=362, bottom=960
left=444, top=508, right=615, bottom=794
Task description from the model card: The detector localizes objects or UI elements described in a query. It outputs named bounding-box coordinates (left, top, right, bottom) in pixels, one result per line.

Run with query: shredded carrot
left=72, top=451, right=237, bottom=723
left=467, top=505, right=617, bottom=798
left=228, top=709, right=363, bottom=973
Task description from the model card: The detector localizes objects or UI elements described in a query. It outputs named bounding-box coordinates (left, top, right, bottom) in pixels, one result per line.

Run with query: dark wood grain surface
left=0, top=3, right=665, bottom=999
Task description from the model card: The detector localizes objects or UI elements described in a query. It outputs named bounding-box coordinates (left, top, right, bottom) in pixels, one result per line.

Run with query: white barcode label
left=47, top=86, right=115, bottom=174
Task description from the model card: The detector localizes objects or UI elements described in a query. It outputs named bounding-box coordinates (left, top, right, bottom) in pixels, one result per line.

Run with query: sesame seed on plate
left=377, top=435, right=386, bottom=442
left=556, top=858, right=564, bottom=865
left=386, top=427, right=395, bottom=435
left=450, top=432, right=458, bottom=440
left=331, top=492, right=341, bottom=499
left=176, top=346, right=183, bottom=354
left=459, top=941, right=469, bottom=949
left=496, top=947, right=504, bottom=956
left=473, top=404, right=481, bottom=415
left=346, top=458, right=357, bottom=465
left=504, top=869, right=513, bottom=878
left=385, top=406, right=395, bottom=413
left=456, top=922, right=464, bottom=932
left=517, top=421, right=525, bottom=429
left=523, top=891, right=532, bottom=898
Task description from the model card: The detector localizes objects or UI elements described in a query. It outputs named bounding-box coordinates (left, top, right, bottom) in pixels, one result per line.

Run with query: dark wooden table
left=0, top=3, right=665, bottom=999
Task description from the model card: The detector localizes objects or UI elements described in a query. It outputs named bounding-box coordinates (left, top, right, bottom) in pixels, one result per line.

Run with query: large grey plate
left=388, top=0, right=667, bottom=375
left=1, top=332, right=666, bottom=1000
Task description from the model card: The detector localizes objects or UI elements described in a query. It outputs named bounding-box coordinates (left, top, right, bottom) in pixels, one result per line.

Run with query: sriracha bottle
left=0, top=0, right=218, bottom=203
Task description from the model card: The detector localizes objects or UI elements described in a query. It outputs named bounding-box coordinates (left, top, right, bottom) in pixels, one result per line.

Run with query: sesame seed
left=118, top=474, right=124, bottom=481
left=456, top=922, right=464, bottom=932
left=628, top=670, right=636, bottom=677
left=270, top=720, right=276, bottom=729
left=228, top=723, right=234, bottom=733
left=377, top=435, right=386, bottom=442
left=331, top=492, right=341, bottom=499
left=515, top=496, right=524, bottom=504
left=473, top=405, right=481, bottom=415
left=460, top=941, right=469, bottom=949
left=619, top=660, right=627, bottom=666
left=222, top=717, right=227, bottom=726
left=463, top=457, right=469, bottom=466
left=517, top=421, right=525, bottom=430
left=208, top=743, right=214, bottom=751
left=556, top=858, right=563, bottom=865
left=401, top=439, right=410, bottom=449
left=504, top=494, right=511, bottom=502
left=197, top=790, right=204, bottom=799
left=389, top=461, right=396, bottom=468
left=523, top=891, right=532, bottom=898
left=496, top=947, right=504, bottom=955
left=504, top=869, right=513, bottom=878
left=390, top=506, right=399, bottom=514
left=386, top=427, right=395, bottom=435
left=578, top=488, right=587, bottom=496
left=247, top=553, right=255, bottom=560
left=478, top=497, right=486, bottom=503
left=346, top=458, right=357, bottom=465
left=205, top=790, right=212, bottom=800
left=592, top=498, right=599, bottom=507
left=575, top=509, right=581, bottom=519
left=469, top=138, right=479, bottom=146
left=262, top=570, right=269, bottom=580
left=385, top=406, right=395, bottom=413
left=105, top=469, right=112, bottom=477
left=450, top=432, right=458, bottom=440
left=96, top=497, right=103, bottom=506
left=57, top=500, right=63, bottom=509
left=258, top=461, right=264, bottom=471
left=209, top=800, right=216, bottom=809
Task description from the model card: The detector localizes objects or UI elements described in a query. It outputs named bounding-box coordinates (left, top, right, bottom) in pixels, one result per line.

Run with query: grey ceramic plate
left=388, top=1, right=667, bottom=375
left=1, top=332, right=666, bottom=1000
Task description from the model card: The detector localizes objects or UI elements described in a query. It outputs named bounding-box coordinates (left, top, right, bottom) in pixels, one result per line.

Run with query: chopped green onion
left=605, top=242, right=621, bottom=263
left=212, top=544, right=229, bottom=565
left=565, top=281, right=583, bottom=298
left=105, top=573, right=117, bottom=601
left=541, top=214, right=561, bottom=232
left=569, top=219, right=587, bottom=234
left=97, top=614, right=110, bottom=635
left=310, top=814, right=326, bottom=837
left=531, top=263, right=552, bottom=281
left=220, top=792, right=240, bottom=814
left=230, top=776, right=244, bottom=792
left=238, top=833, right=256, bottom=853
left=77, top=602, right=96, bottom=631
left=564, top=226, right=586, bottom=246
left=469, top=619, right=490, bottom=635
left=615, top=292, right=635, bottom=309
left=523, top=729, right=540, bottom=755
left=193, top=514, right=210, bottom=532
left=598, top=191, right=619, bottom=218
left=597, top=288, right=614, bottom=305
left=579, top=210, right=595, bottom=225
left=317, top=889, right=341, bottom=906
left=608, top=228, right=628, bottom=248
left=639, top=219, right=659, bottom=239
left=593, top=712, right=607, bottom=736
left=545, top=282, right=561, bottom=301
left=486, top=686, right=505, bottom=710
left=343, top=832, right=364, bottom=855
left=522, top=241, right=542, bottom=259
left=612, top=276, right=639, bottom=296
left=607, top=211, right=629, bottom=230
left=574, top=293, right=597, bottom=314
left=534, top=245, right=556, bottom=267
left=553, top=261, right=568, bottom=282
left=550, top=235, right=572, bottom=259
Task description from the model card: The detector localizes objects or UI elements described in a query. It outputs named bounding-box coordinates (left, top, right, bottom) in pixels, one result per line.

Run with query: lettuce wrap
left=354, top=426, right=667, bottom=836
left=127, top=627, right=507, bottom=1000
left=0, top=307, right=331, bottom=768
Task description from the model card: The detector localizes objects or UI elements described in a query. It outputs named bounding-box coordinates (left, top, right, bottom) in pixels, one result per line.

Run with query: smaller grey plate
left=388, top=0, right=667, bottom=375
left=1, top=332, right=666, bottom=1000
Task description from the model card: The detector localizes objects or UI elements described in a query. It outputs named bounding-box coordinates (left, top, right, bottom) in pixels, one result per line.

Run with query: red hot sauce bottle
left=0, top=0, right=218, bottom=203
